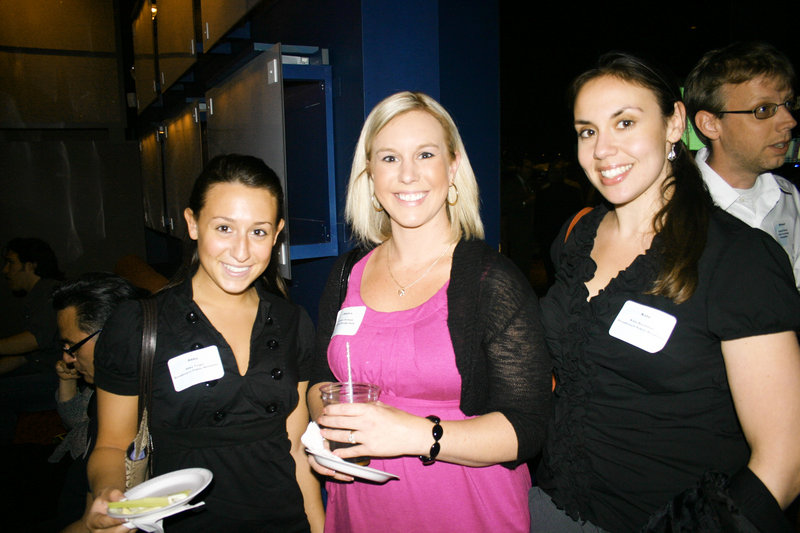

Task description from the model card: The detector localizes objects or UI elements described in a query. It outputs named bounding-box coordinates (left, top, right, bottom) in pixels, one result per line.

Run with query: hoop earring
left=667, top=144, right=677, bottom=161
left=371, top=194, right=384, bottom=212
left=447, top=183, right=459, bottom=206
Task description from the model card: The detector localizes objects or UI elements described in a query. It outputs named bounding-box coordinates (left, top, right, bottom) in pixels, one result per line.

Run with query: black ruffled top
left=536, top=205, right=800, bottom=532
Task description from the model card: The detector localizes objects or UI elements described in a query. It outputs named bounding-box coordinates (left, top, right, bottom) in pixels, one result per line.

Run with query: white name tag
left=332, top=306, right=366, bottom=337
left=608, top=300, right=676, bottom=354
left=168, top=345, right=225, bottom=392
left=774, top=221, right=790, bottom=246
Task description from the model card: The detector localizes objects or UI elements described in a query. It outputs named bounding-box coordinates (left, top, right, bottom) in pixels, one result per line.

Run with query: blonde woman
left=308, top=92, right=552, bottom=532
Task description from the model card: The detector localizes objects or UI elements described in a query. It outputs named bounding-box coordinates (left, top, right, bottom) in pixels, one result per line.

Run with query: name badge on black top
left=609, top=300, right=676, bottom=354
left=168, top=345, right=225, bottom=391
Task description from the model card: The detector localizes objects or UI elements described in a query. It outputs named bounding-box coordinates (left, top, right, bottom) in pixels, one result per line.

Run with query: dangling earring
left=667, top=144, right=677, bottom=161
left=371, top=194, right=384, bottom=212
left=447, top=183, right=459, bottom=206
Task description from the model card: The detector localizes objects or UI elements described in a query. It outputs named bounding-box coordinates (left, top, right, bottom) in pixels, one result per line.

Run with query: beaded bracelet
left=419, top=415, right=443, bottom=465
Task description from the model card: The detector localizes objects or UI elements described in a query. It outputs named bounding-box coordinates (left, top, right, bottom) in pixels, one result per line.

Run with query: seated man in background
left=0, top=238, right=63, bottom=442
left=45, top=272, right=146, bottom=533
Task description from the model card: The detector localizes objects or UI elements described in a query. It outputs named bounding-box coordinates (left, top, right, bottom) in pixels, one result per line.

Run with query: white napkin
left=301, top=421, right=399, bottom=482
left=122, top=501, right=206, bottom=533
left=301, top=421, right=341, bottom=460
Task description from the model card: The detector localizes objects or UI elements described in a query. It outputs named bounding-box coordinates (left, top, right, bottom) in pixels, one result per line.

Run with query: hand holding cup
left=319, top=382, right=380, bottom=465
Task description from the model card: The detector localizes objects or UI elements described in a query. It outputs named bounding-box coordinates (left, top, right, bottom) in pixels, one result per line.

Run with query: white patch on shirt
left=332, top=306, right=366, bottom=337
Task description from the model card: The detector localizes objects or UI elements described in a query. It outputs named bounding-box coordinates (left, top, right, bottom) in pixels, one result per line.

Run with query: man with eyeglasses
left=685, top=41, right=800, bottom=289
left=46, top=272, right=146, bottom=532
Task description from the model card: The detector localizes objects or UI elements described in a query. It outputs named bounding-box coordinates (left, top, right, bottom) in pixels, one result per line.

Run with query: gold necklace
left=386, top=242, right=450, bottom=296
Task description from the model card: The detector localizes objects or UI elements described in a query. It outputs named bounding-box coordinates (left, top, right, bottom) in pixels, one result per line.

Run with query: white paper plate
left=307, top=450, right=398, bottom=483
left=107, top=468, right=213, bottom=520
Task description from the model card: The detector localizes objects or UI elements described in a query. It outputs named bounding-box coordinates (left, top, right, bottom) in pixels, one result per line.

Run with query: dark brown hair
left=571, top=52, right=713, bottom=304
left=52, top=272, right=147, bottom=332
left=173, top=154, right=288, bottom=298
left=5, top=238, right=62, bottom=280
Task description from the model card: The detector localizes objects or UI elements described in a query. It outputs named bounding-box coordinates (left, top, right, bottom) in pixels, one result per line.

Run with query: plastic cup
left=320, top=382, right=380, bottom=465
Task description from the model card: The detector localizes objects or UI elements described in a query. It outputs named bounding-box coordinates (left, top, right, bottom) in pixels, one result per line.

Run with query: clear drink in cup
left=320, top=382, right=380, bottom=465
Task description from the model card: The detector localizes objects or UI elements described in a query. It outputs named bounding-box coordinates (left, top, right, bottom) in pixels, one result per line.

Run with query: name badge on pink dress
left=332, top=306, right=366, bottom=337
left=608, top=300, right=676, bottom=353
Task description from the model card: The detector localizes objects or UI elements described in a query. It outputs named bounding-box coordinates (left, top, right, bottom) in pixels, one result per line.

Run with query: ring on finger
left=348, top=430, right=355, bottom=444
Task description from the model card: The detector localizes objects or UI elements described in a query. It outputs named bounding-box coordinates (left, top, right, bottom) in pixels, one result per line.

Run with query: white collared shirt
left=697, top=147, right=800, bottom=290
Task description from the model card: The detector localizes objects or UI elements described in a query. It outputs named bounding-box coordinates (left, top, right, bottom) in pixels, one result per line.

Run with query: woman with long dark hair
left=85, top=154, right=323, bottom=532
left=532, top=53, right=800, bottom=532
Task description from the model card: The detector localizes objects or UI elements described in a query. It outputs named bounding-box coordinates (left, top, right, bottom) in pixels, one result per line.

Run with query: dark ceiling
left=500, top=0, right=800, bottom=162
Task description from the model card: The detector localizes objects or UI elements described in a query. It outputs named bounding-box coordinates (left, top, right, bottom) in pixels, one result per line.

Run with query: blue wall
left=256, top=0, right=500, bottom=320
left=360, top=0, right=500, bottom=246
left=439, top=1, right=500, bottom=246
left=361, top=1, right=441, bottom=106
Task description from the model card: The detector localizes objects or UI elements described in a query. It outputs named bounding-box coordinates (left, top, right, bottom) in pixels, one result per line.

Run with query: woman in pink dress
left=307, top=91, right=552, bottom=532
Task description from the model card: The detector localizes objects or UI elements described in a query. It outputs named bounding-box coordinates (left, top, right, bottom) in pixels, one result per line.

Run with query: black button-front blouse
left=94, top=278, right=314, bottom=527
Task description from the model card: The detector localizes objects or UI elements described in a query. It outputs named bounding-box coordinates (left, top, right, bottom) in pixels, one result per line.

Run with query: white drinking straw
left=346, top=341, right=353, bottom=398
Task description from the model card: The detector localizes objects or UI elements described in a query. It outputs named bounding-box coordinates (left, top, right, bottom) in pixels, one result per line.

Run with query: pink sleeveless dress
left=324, top=251, right=531, bottom=533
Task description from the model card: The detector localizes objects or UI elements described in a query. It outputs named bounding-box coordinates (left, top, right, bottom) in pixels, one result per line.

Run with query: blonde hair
left=345, top=91, right=484, bottom=246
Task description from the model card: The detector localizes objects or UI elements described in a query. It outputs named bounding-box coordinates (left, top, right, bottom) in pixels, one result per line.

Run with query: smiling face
left=368, top=110, right=460, bottom=236
left=573, top=75, right=685, bottom=210
left=706, top=75, right=796, bottom=187
left=185, top=182, right=284, bottom=299
left=57, top=306, right=96, bottom=383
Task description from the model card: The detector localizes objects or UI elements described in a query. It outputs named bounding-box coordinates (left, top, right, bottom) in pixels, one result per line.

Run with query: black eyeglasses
left=718, top=98, right=799, bottom=120
left=63, top=329, right=101, bottom=356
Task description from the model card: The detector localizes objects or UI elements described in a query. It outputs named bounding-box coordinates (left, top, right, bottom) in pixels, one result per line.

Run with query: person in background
left=0, top=237, right=63, bottom=442
left=533, top=157, right=586, bottom=287
left=41, top=273, right=146, bottom=533
left=684, top=41, right=800, bottom=289
left=532, top=52, right=800, bottom=532
left=85, top=154, right=324, bottom=532
left=500, top=153, right=538, bottom=277
left=308, top=91, right=551, bottom=533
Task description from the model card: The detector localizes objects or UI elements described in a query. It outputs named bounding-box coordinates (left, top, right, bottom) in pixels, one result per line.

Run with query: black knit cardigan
left=310, top=239, right=552, bottom=465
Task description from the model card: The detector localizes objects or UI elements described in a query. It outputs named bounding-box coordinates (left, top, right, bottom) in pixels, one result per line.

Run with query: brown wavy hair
left=570, top=52, right=714, bottom=304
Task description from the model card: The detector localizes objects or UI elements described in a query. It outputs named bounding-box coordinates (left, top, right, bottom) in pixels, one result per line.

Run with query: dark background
left=499, top=0, right=800, bottom=163
left=496, top=0, right=799, bottom=292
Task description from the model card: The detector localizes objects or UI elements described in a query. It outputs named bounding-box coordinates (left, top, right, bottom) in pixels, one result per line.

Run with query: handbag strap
left=552, top=207, right=593, bottom=394
left=338, top=248, right=366, bottom=307
left=137, top=298, right=157, bottom=425
left=564, top=207, right=594, bottom=243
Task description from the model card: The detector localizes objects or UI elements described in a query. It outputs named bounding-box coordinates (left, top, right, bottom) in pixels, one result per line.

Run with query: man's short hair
left=684, top=41, right=796, bottom=146
left=4, top=238, right=62, bottom=280
left=52, top=272, right=147, bottom=332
